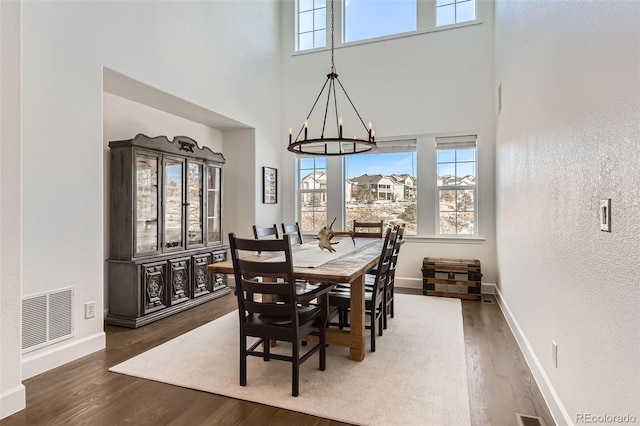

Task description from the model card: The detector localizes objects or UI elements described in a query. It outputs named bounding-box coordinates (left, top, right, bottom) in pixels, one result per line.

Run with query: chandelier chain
left=331, top=0, right=335, bottom=72
left=286, top=0, right=376, bottom=156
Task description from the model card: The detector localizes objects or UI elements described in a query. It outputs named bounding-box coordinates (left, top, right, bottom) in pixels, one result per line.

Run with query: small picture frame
left=262, top=166, right=277, bottom=204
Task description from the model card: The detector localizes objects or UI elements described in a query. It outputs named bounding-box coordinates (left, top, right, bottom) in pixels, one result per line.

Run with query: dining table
left=207, top=236, right=384, bottom=362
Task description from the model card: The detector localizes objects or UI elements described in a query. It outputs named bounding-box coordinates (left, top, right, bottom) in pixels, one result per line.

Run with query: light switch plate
left=600, top=199, right=611, bottom=232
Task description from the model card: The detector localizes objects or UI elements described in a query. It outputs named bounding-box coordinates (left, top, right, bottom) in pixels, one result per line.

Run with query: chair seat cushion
left=254, top=305, right=321, bottom=326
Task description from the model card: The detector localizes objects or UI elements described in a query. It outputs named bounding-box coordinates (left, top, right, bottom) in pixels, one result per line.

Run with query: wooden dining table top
left=207, top=237, right=384, bottom=284
left=207, top=236, right=385, bottom=362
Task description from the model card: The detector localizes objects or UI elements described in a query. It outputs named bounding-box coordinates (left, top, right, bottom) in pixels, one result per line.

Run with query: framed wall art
left=262, top=166, right=277, bottom=204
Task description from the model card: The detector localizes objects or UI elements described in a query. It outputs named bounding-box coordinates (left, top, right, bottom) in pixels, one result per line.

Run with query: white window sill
left=293, top=19, right=483, bottom=56
left=404, top=236, right=486, bottom=244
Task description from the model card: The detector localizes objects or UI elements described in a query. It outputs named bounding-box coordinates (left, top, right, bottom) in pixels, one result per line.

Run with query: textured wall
left=280, top=2, right=498, bottom=284
left=0, top=0, right=26, bottom=418
left=19, top=0, right=281, bottom=377
left=495, top=0, right=640, bottom=422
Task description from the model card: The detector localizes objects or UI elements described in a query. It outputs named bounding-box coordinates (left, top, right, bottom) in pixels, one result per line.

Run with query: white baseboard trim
left=396, top=278, right=497, bottom=295
left=494, top=287, right=573, bottom=426
left=481, top=282, right=496, bottom=294
left=0, top=384, right=26, bottom=419
left=22, top=331, right=106, bottom=380
left=396, top=277, right=422, bottom=289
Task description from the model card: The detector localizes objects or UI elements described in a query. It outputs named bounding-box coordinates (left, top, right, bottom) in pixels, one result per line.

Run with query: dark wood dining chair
left=281, top=222, right=303, bottom=245
left=353, top=220, right=384, bottom=238
left=382, top=223, right=404, bottom=329
left=252, top=224, right=279, bottom=240
left=328, top=226, right=398, bottom=352
left=228, top=232, right=334, bottom=397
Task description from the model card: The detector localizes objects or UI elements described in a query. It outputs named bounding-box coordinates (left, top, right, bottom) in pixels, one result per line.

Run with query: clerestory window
left=343, top=0, right=417, bottom=43
left=297, top=0, right=327, bottom=51
left=436, top=0, right=476, bottom=27
left=296, top=0, right=479, bottom=52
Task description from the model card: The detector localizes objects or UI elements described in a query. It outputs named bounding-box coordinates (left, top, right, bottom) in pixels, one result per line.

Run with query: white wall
left=494, top=0, right=640, bottom=423
left=0, top=0, right=26, bottom=418
left=281, top=1, right=498, bottom=285
left=18, top=0, right=282, bottom=381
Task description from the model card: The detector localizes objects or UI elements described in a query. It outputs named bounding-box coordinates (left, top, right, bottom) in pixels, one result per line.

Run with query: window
left=436, top=135, right=477, bottom=235
left=436, top=0, right=476, bottom=27
left=297, top=0, right=327, bottom=51
left=296, top=1, right=479, bottom=52
left=299, top=157, right=327, bottom=232
left=344, top=0, right=417, bottom=43
left=345, top=145, right=417, bottom=235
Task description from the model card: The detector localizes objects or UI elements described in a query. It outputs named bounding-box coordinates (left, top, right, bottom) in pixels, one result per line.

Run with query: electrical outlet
left=551, top=341, right=558, bottom=368
left=85, top=302, right=96, bottom=319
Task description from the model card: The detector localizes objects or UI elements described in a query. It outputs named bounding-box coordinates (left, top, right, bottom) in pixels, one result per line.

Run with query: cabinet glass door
left=207, top=165, right=221, bottom=244
left=164, top=158, right=184, bottom=250
left=135, top=153, right=159, bottom=254
left=186, top=161, right=204, bottom=247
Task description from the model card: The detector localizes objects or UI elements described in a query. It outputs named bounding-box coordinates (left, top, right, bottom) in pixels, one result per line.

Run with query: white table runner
left=264, top=236, right=373, bottom=268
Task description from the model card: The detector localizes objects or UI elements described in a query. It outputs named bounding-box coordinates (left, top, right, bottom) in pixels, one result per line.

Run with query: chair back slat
left=369, top=226, right=398, bottom=296
left=252, top=224, right=279, bottom=240
left=281, top=222, right=303, bottom=245
left=353, top=220, right=384, bottom=238
left=388, top=225, right=404, bottom=271
left=229, top=233, right=299, bottom=329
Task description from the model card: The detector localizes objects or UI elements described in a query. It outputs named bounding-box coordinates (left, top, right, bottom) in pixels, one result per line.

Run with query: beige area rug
left=109, top=294, right=471, bottom=426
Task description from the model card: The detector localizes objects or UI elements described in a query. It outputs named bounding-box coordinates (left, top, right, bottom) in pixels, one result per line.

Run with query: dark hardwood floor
left=2, top=289, right=554, bottom=426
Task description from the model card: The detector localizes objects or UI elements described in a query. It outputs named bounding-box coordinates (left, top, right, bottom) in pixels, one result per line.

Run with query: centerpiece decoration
left=316, top=218, right=355, bottom=252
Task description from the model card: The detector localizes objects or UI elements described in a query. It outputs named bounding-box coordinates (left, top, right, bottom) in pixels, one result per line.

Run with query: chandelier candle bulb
left=304, top=120, right=308, bottom=140
left=289, top=128, right=292, bottom=144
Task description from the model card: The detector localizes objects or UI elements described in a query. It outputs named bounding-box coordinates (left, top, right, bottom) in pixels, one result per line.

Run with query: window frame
left=435, top=135, right=478, bottom=237
left=344, top=142, right=418, bottom=235
left=296, top=0, right=328, bottom=52
left=342, top=0, right=418, bottom=44
left=294, top=135, right=480, bottom=240
left=294, top=0, right=481, bottom=53
left=436, top=0, right=477, bottom=28
left=298, top=157, right=329, bottom=233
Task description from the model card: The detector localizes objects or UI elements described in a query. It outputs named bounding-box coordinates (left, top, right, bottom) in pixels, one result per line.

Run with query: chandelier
left=287, top=0, right=376, bottom=156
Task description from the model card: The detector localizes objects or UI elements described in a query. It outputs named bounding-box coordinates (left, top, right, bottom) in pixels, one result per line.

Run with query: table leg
left=349, top=273, right=366, bottom=361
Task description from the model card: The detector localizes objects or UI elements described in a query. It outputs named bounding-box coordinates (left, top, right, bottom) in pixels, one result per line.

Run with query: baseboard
left=481, top=282, right=496, bottom=294
left=396, top=278, right=497, bottom=295
left=396, top=277, right=422, bottom=289
left=0, top=384, right=26, bottom=419
left=22, top=331, right=106, bottom=380
left=494, top=287, right=573, bottom=426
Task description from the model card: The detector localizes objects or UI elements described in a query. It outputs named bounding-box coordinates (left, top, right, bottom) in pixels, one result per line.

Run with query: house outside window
left=436, top=135, right=477, bottom=235
left=299, top=157, right=327, bottom=232
left=345, top=145, right=417, bottom=235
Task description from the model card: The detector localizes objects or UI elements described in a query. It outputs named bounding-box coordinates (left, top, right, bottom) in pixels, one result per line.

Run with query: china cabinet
left=107, top=134, right=229, bottom=328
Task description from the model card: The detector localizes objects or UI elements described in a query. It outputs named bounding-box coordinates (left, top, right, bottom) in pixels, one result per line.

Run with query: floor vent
left=482, top=297, right=495, bottom=304
left=515, top=413, right=545, bottom=426
left=22, top=287, right=74, bottom=353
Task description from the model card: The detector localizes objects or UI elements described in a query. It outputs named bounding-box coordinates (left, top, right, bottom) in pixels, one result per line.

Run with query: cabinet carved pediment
left=109, top=134, right=226, bottom=164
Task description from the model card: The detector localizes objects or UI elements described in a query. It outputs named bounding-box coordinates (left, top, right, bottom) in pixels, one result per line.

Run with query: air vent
left=515, top=413, right=545, bottom=426
left=22, top=287, right=74, bottom=353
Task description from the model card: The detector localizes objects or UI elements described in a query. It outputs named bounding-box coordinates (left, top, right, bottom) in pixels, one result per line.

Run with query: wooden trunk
left=422, top=257, right=482, bottom=301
